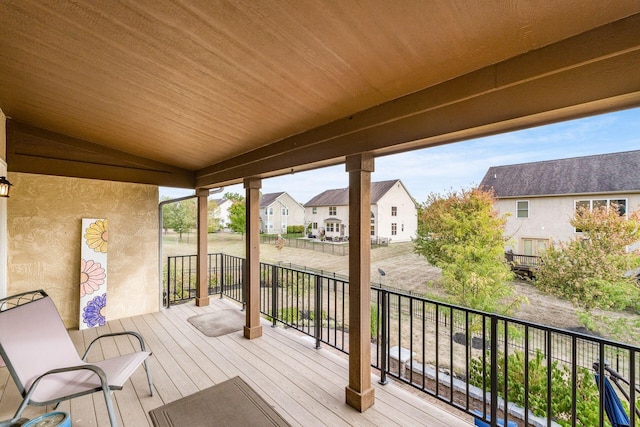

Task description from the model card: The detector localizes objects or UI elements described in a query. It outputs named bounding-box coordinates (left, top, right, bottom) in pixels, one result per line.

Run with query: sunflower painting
left=80, top=218, right=108, bottom=330
left=84, top=219, right=108, bottom=253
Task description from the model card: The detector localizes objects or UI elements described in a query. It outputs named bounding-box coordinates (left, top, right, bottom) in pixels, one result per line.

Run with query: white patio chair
left=0, top=290, right=153, bottom=427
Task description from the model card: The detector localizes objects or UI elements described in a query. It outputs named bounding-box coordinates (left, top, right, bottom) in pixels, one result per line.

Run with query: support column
left=243, top=177, right=263, bottom=339
left=345, top=153, right=375, bottom=412
left=195, top=188, right=210, bottom=306
left=0, top=108, right=6, bottom=300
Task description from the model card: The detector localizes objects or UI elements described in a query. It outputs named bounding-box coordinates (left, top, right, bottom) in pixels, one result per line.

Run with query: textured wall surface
left=7, top=172, right=159, bottom=328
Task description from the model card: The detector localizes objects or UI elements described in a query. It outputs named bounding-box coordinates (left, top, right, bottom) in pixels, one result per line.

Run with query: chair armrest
left=82, top=331, right=148, bottom=361
left=24, top=364, right=109, bottom=402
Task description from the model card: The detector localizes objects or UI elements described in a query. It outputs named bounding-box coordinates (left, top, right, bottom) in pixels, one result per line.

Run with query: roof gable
left=260, top=192, right=286, bottom=207
left=305, top=180, right=402, bottom=206
left=480, top=150, right=640, bottom=198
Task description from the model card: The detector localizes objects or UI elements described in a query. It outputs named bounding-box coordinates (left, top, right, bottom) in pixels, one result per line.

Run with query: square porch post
left=345, top=153, right=375, bottom=411
left=195, top=188, right=210, bottom=307
left=244, top=177, right=263, bottom=339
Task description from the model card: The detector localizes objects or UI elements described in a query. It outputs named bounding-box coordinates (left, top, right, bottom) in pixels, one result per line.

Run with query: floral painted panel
left=79, top=218, right=108, bottom=330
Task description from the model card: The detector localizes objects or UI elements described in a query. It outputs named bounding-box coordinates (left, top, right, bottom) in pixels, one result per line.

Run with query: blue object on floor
left=23, top=411, right=71, bottom=427
left=472, top=410, right=518, bottom=427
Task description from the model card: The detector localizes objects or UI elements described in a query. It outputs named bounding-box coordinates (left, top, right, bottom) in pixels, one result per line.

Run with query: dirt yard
left=162, top=231, right=638, bottom=339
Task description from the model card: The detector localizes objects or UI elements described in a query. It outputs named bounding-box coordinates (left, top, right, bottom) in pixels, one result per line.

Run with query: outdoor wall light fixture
left=0, top=176, right=13, bottom=197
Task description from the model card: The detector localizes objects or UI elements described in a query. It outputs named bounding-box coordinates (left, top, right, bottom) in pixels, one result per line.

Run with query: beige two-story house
left=480, top=150, right=640, bottom=255
left=304, top=179, right=417, bottom=242
left=259, top=192, right=305, bottom=234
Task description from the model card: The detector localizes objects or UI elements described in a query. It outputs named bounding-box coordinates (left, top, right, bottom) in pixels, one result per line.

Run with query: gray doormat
left=187, top=309, right=245, bottom=337
left=149, top=376, right=291, bottom=427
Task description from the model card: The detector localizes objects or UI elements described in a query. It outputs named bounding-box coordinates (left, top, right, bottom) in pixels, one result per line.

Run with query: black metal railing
left=505, top=252, right=542, bottom=278
left=165, top=253, right=640, bottom=426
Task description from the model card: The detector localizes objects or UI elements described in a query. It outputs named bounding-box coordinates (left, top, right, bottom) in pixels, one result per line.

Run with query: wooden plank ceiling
left=0, top=1, right=639, bottom=188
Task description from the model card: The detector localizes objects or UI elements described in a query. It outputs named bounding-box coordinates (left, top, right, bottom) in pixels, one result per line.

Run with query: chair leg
left=11, top=396, right=30, bottom=424
left=103, top=388, right=118, bottom=427
left=144, top=359, right=154, bottom=396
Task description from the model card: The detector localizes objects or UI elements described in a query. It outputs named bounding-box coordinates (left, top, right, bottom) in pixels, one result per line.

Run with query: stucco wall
left=7, top=172, right=159, bottom=328
left=497, top=193, right=640, bottom=253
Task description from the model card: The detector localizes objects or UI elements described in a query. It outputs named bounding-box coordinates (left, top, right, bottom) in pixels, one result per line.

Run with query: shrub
left=370, top=303, right=379, bottom=339
left=308, top=310, right=328, bottom=321
left=287, top=225, right=305, bottom=234
left=535, top=204, right=640, bottom=311
left=278, top=307, right=300, bottom=324
left=469, top=349, right=602, bottom=426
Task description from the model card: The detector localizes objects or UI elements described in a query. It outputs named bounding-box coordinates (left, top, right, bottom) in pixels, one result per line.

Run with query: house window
left=329, top=206, right=337, bottom=216
left=267, top=207, right=273, bottom=215
left=312, top=207, right=317, bottom=214
left=282, top=207, right=288, bottom=216
left=281, top=223, right=286, bottom=231
left=312, top=222, right=318, bottom=230
left=575, top=198, right=627, bottom=232
left=391, top=223, right=397, bottom=235
left=391, top=206, right=397, bottom=216
left=370, top=212, right=375, bottom=236
left=326, top=223, right=338, bottom=232
left=266, top=221, right=273, bottom=230
left=516, top=200, right=529, bottom=218
left=575, top=198, right=627, bottom=216
left=610, top=199, right=627, bottom=216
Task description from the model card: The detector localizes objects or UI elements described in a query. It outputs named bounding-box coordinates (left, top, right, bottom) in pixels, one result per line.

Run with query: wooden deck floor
left=0, top=297, right=473, bottom=426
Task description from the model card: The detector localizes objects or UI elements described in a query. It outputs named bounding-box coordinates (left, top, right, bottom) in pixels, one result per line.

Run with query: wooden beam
left=195, top=188, right=210, bottom=307
left=243, top=177, right=263, bottom=339
left=345, top=153, right=375, bottom=412
left=196, top=14, right=640, bottom=188
left=6, top=120, right=194, bottom=187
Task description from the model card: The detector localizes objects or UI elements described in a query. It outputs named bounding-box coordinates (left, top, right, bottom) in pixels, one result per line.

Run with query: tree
left=413, top=187, right=519, bottom=314
left=226, top=192, right=246, bottom=236
left=208, top=199, right=221, bottom=232
left=162, top=198, right=196, bottom=240
left=535, top=203, right=640, bottom=311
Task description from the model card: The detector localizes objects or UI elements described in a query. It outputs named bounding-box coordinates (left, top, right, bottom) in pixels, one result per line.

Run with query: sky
left=160, top=107, right=640, bottom=205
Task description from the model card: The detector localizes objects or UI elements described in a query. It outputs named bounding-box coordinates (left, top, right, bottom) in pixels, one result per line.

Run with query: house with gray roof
left=304, top=179, right=417, bottom=242
left=259, top=192, right=305, bottom=234
left=480, top=150, right=640, bottom=255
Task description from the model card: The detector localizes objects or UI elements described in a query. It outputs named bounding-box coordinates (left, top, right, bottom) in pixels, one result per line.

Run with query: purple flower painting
left=83, top=293, right=107, bottom=328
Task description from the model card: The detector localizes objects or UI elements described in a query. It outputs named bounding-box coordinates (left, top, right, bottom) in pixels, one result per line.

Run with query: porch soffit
left=0, top=2, right=639, bottom=188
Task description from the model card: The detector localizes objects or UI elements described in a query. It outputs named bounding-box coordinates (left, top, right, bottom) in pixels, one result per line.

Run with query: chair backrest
left=0, top=292, right=83, bottom=395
